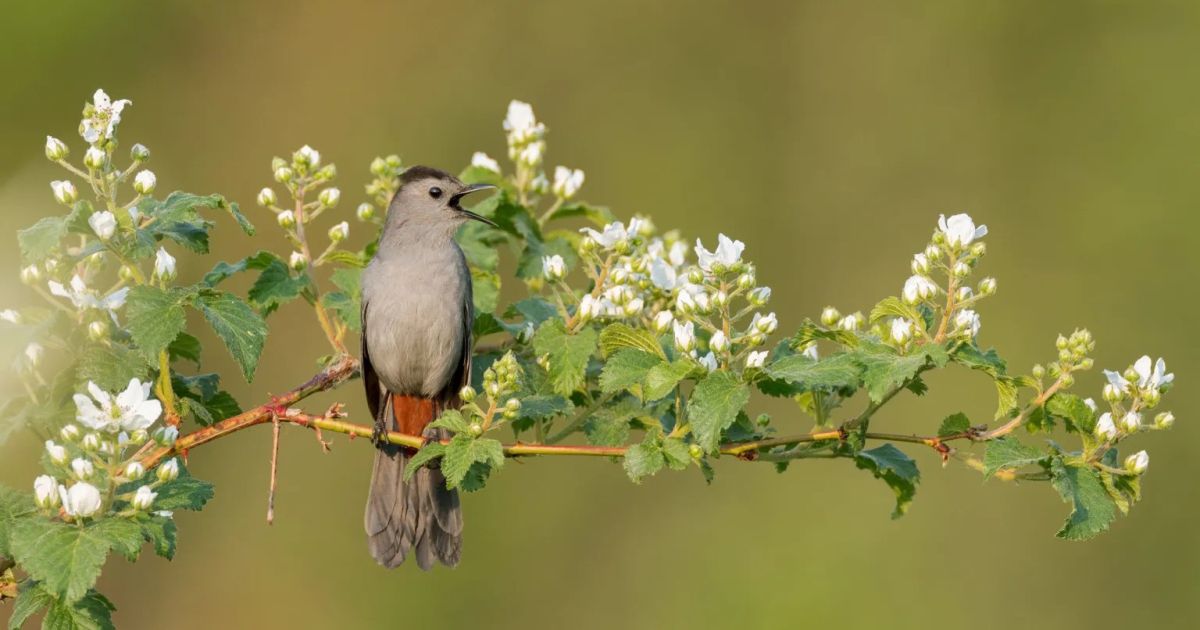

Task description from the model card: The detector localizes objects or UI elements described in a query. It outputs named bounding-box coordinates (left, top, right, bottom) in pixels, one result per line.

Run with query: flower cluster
left=499, top=101, right=586, bottom=206
left=354, top=154, right=406, bottom=225
left=457, top=351, right=523, bottom=436
left=256, top=145, right=348, bottom=270
left=1092, top=355, right=1176, bottom=473
left=34, top=378, right=180, bottom=520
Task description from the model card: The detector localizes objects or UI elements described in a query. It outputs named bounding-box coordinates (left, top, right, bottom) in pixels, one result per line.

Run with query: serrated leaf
left=18, top=216, right=67, bottom=262
left=515, top=237, right=578, bottom=281
left=1046, top=393, right=1097, bottom=435
left=791, top=319, right=860, bottom=349
left=470, top=268, right=501, bottom=314
left=441, top=435, right=505, bottom=490
left=994, top=376, right=1021, bottom=420
left=505, top=298, right=558, bottom=327
left=201, top=250, right=280, bottom=287
left=531, top=320, right=598, bottom=396
left=152, top=471, right=214, bottom=511
left=643, top=359, right=695, bottom=401
left=8, top=581, right=55, bottom=630
left=9, top=519, right=112, bottom=602
left=687, top=371, right=750, bottom=453
left=0, top=486, right=36, bottom=558
left=953, top=344, right=1008, bottom=376
left=43, top=588, right=117, bottom=630
left=125, top=286, right=189, bottom=363
left=661, top=438, right=692, bottom=471
left=543, top=201, right=616, bottom=226
left=582, top=400, right=642, bottom=446
left=404, top=443, right=447, bottom=481
left=194, top=291, right=267, bottom=381
left=855, top=443, right=920, bottom=518
left=853, top=346, right=932, bottom=403
left=247, top=261, right=310, bottom=315
left=429, top=409, right=471, bottom=434
left=764, top=353, right=862, bottom=391
left=599, top=349, right=662, bottom=395
left=75, top=345, right=149, bottom=394
left=514, top=395, right=573, bottom=420
left=937, top=412, right=971, bottom=438
left=982, top=437, right=1047, bottom=477
left=91, top=518, right=145, bottom=562
left=167, top=332, right=202, bottom=366
left=1050, top=459, right=1118, bottom=540
left=598, top=323, right=665, bottom=359
left=869, top=297, right=925, bottom=331
left=136, top=514, right=177, bottom=559
left=624, top=438, right=664, bottom=483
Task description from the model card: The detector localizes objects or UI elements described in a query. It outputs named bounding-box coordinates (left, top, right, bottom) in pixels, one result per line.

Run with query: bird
left=360, top=165, right=495, bottom=569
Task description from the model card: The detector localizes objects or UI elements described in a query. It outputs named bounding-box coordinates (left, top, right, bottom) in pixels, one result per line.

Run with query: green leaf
left=869, top=297, right=925, bottom=330
left=542, top=201, right=616, bottom=227
left=201, top=250, right=280, bottom=287
left=194, top=291, right=268, bottom=381
left=1050, top=459, right=1118, bottom=540
left=152, top=471, right=215, bottom=511
left=515, top=237, right=578, bottom=281
left=440, top=435, right=505, bottom=490
left=470, top=268, right=501, bottom=314
left=937, top=412, right=972, bottom=438
left=404, top=443, right=448, bottom=481
left=598, top=323, right=666, bottom=359
left=124, top=286, right=189, bottom=363
left=457, top=221, right=502, bottom=270
left=91, top=518, right=145, bottom=563
left=43, top=589, right=117, bottom=630
left=8, top=581, right=55, bottom=630
left=18, top=216, right=67, bottom=262
left=76, top=345, right=149, bottom=392
left=0, top=486, right=36, bottom=558
left=624, top=438, right=664, bottom=483
left=428, top=409, right=471, bottom=434
left=661, top=437, right=693, bottom=471
left=643, top=360, right=696, bottom=401
left=953, top=344, right=1008, bottom=376
left=135, top=514, right=177, bottom=559
left=582, top=400, right=642, bottom=446
left=505, top=298, right=558, bottom=327
left=855, top=443, right=920, bottom=518
left=9, top=519, right=112, bottom=602
left=853, top=345, right=936, bottom=403
left=247, top=261, right=309, bottom=316
left=993, top=376, right=1022, bottom=420
left=599, top=350, right=662, bottom=395
left=982, top=437, right=1047, bottom=478
left=764, top=353, right=862, bottom=391
left=1046, top=393, right=1097, bottom=435
left=167, top=332, right=202, bottom=366
left=531, top=320, right=598, bottom=396
left=687, top=371, right=751, bottom=453
left=514, top=395, right=573, bottom=421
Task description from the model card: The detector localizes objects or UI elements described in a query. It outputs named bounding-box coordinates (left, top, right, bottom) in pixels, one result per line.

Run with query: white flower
left=319, top=187, right=341, bottom=207
left=751, top=312, right=779, bottom=334
left=133, top=170, right=157, bottom=194
left=697, top=352, right=719, bottom=372
left=59, top=482, right=103, bottom=518
left=157, top=458, right=180, bottom=482
left=517, top=142, right=544, bottom=167
left=746, top=350, right=768, bottom=369
left=710, top=330, right=730, bottom=353
left=125, top=461, right=145, bottom=480
left=542, top=254, right=566, bottom=281
left=800, top=343, right=819, bottom=360
left=328, top=221, right=349, bottom=242
left=1095, top=413, right=1118, bottom=440
left=81, top=89, right=132, bottom=143
left=23, top=342, right=43, bottom=366
left=295, top=145, right=321, bottom=168
left=668, top=241, right=688, bottom=267
left=45, top=440, right=68, bottom=464
left=911, top=252, right=930, bottom=275
left=131, top=485, right=157, bottom=511
left=937, top=213, right=988, bottom=248
left=580, top=221, right=632, bottom=250
left=1120, top=411, right=1142, bottom=433
left=471, top=151, right=501, bottom=173
left=50, top=180, right=78, bottom=205
left=694, top=234, right=745, bottom=273
left=647, top=258, right=679, bottom=292
left=838, top=313, right=864, bottom=331
left=551, top=166, right=585, bottom=199
left=954, top=309, right=981, bottom=338
left=154, top=247, right=176, bottom=280
left=891, top=318, right=914, bottom=344
left=1083, top=398, right=1097, bottom=412
left=71, top=458, right=94, bottom=479
left=1132, top=356, right=1173, bottom=391
left=45, top=135, right=69, bottom=160
left=578, top=294, right=600, bottom=321
left=0, top=309, right=19, bottom=324
left=530, top=172, right=550, bottom=195
left=902, top=275, right=938, bottom=304
left=673, top=320, right=696, bottom=352
left=289, top=251, right=307, bottom=271
left=73, top=378, right=163, bottom=434
left=1103, top=370, right=1131, bottom=393
left=1126, top=450, right=1149, bottom=474
left=34, top=475, right=60, bottom=508
left=89, top=211, right=117, bottom=240
left=503, top=100, right=545, bottom=143
left=651, top=311, right=674, bottom=333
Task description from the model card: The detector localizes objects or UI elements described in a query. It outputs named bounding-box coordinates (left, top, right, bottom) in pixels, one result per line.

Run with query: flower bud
left=653, top=310, right=674, bottom=333
left=1077, top=357, right=1094, bottom=371
left=712, top=290, right=730, bottom=308
left=83, top=146, right=106, bottom=170
left=328, top=221, right=349, bottom=242
left=153, top=426, right=179, bottom=447
left=459, top=385, right=476, bottom=403
left=318, top=187, right=341, bottom=208
left=316, top=164, right=337, bottom=181
left=820, top=306, right=841, bottom=326
left=45, top=440, right=68, bottom=464
left=116, top=265, right=135, bottom=282
left=970, top=242, right=987, bottom=258
left=736, top=273, right=755, bottom=290
left=952, top=261, right=971, bottom=278
left=45, top=136, right=69, bottom=160
left=1031, top=364, right=1045, bottom=379
left=34, top=475, right=60, bottom=508
left=890, top=318, right=914, bottom=344
left=753, top=312, right=779, bottom=335
left=956, top=287, right=973, bottom=302
left=542, top=254, right=566, bottom=281
left=673, top=321, right=696, bottom=353
left=1102, top=383, right=1124, bottom=403
left=89, top=211, right=117, bottom=240
left=505, top=398, right=522, bottom=413
left=1141, top=388, right=1162, bottom=408
left=23, top=342, right=43, bottom=366
left=688, top=443, right=703, bottom=459
left=1095, top=413, right=1117, bottom=440
left=709, top=330, right=730, bottom=353
left=838, top=313, right=863, bottom=331
left=98, top=441, right=115, bottom=456
left=129, top=429, right=149, bottom=445
left=274, top=166, right=294, bottom=183
left=1125, top=450, right=1149, bottom=474
left=60, top=482, right=102, bottom=519
left=924, top=244, right=942, bottom=261
left=745, top=350, right=768, bottom=369
left=687, top=269, right=704, bottom=284
left=130, top=143, right=150, bottom=162
left=748, top=286, right=771, bottom=306
left=277, top=210, right=296, bottom=229
left=60, top=424, right=81, bottom=442
left=131, top=485, right=157, bottom=510
left=1119, top=411, right=1142, bottom=433
left=749, top=333, right=766, bottom=346
left=133, top=170, right=157, bottom=195
left=157, top=458, right=180, bottom=482
left=87, top=319, right=109, bottom=341
left=153, top=247, right=176, bottom=281
left=71, top=458, right=95, bottom=480
left=468, top=422, right=484, bottom=437
left=257, top=187, right=277, bottom=207
left=50, top=180, right=78, bottom=205
left=978, top=277, right=997, bottom=296
left=370, top=157, right=389, bottom=176
left=293, top=145, right=321, bottom=169
left=289, top=251, right=307, bottom=271
left=356, top=203, right=375, bottom=221
left=911, top=253, right=930, bottom=275
left=20, top=264, right=42, bottom=284
left=125, top=462, right=146, bottom=481
left=1153, top=411, right=1174, bottom=429
left=622, top=298, right=644, bottom=318
left=81, top=433, right=101, bottom=452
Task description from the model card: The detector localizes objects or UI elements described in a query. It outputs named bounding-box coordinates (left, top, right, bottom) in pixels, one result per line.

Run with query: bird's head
left=385, top=166, right=497, bottom=236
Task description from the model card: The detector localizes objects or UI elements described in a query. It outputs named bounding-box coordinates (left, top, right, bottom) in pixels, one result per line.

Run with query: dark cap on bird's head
left=388, top=165, right=496, bottom=229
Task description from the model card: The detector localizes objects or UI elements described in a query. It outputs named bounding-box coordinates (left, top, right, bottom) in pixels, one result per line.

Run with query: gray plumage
left=361, top=167, right=495, bottom=569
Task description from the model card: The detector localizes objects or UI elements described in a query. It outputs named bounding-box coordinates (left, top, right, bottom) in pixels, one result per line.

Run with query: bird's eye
left=429, top=187, right=443, bottom=199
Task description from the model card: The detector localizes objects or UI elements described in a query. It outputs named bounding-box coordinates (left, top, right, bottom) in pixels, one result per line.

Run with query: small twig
left=266, top=415, right=281, bottom=525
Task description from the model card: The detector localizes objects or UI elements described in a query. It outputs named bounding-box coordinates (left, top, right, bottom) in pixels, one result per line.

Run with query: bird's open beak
left=451, top=184, right=498, bottom=227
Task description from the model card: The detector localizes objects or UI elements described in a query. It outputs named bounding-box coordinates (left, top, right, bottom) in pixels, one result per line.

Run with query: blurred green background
left=2, top=0, right=1197, bottom=628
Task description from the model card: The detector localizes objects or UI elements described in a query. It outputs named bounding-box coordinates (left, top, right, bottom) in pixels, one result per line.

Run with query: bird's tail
left=364, top=395, right=462, bottom=569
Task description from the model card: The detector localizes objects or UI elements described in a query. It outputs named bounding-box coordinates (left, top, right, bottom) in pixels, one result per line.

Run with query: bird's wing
left=361, top=298, right=383, bottom=425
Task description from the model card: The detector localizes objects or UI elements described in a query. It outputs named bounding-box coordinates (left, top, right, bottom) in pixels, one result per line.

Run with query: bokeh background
left=2, top=1, right=1198, bottom=628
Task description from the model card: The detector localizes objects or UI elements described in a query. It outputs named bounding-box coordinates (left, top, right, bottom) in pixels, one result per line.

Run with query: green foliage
left=937, top=412, right=972, bottom=437
left=124, top=286, right=189, bottom=363
left=764, top=352, right=861, bottom=391
left=687, top=371, right=750, bottom=453
left=623, top=435, right=665, bottom=483
left=598, top=323, right=665, bottom=359
left=982, top=437, right=1048, bottom=478
left=9, top=519, right=113, bottom=602
left=1050, top=459, right=1117, bottom=540
left=598, top=349, right=661, bottom=396
left=531, top=319, right=598, bottom=396
left=854, top=444, right=920, bottom=518
left=193, top=291, right=268, bottom=380
left=441, top=435, right=505, bottom=490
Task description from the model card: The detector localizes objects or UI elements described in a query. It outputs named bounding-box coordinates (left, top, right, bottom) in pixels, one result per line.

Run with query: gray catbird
left=361, top=166, right=495, bottom=569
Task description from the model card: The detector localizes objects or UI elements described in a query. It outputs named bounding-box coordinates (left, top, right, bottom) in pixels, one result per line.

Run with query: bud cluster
left=503, top=101, right=550, bottom=202
left=458, top=352, right=524, bottom=435
left=1093, top=355, right=1176, bottom=462
left=257, top=145, right=350, bottom=269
